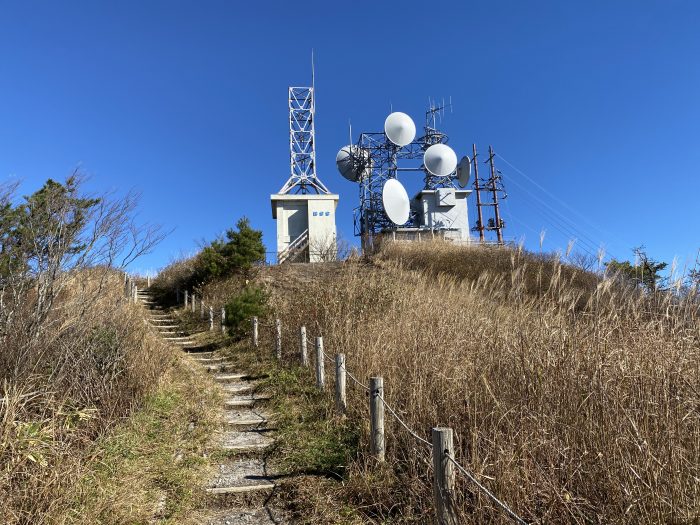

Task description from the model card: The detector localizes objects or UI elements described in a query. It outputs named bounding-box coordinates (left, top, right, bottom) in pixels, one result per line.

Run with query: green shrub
left=194, top=217, right=265, bottom=283
left=223, top=286, right=268, bottom=338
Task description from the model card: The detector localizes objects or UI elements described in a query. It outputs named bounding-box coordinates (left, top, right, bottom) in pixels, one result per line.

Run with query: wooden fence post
left=335, top=354, right=347, bottom=414
left=221, top=307, right=226, bottom=333
left=275, top=319, right=282, bottom=359
left=252, top=317, right=259, bottom=347
left=147, top=275, right=151, bottom=288
left=133, top=284, right=138, bottom=303
left=200, top=299, right=205, bottom=319
left=184, top=290, right=188, bottom=308
left=315, top=336, right=325, bottom=390
left=191, top=293, right=196, bottom=313
left=370, top=376, right=385, bottom=462
left=299, top=326, right=308, bottom=367
left=432, top=427, right=458, bottom=525
left=209, top=306, right=214, bottom=331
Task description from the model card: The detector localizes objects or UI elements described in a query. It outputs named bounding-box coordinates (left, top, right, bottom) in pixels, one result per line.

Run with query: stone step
left=224, top=394, right=271, bottom=408
left=217, top=429, right=274, bottom=451
left=205, top=458, right=278, bottom=495
left=221, top=383, right=255, bottom=394
left=214, top=373, right=247, bottom=382
left=192, top=356, right=227, bottom=363
left=224, top=409, right=271, bottom=428
left=206, top=483, right=275, bottom=495
left=205, top=363, right=236, bottom=373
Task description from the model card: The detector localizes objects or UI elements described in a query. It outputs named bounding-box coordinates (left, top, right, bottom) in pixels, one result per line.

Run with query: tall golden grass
left=265, top=241, right=699, bottom=524
left=0, top=270, right=171, bottom=524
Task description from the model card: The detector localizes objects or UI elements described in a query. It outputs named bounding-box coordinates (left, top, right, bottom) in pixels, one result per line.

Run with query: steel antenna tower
left=422, top=99, right=455, bottom=190
left=279, top=61, right=330, bottom=195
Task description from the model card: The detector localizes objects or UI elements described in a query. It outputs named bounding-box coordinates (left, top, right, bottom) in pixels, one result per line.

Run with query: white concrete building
left=272, top=84, right=339, bottom=263
left=270, top=193, right=339, bottom=262
left=411, top=188, right=472, bottom=242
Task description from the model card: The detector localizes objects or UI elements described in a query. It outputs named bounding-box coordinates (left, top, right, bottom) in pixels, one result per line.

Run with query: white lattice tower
left=279, top=86, right=330, bottom=195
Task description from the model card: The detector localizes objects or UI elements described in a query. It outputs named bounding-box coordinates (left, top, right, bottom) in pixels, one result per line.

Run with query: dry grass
left=65, top=353, right=219, bottom=525
left=0, top=270, right=174, bottom=524
left=262, top=241, right=699, bottom=524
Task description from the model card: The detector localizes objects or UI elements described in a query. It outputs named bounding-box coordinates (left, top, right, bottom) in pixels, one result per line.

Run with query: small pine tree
left=192, top=217, right=265, bottom=284
left=221, top=217, right=265, bottom=272
left=223, top=285, right=268, bottom=339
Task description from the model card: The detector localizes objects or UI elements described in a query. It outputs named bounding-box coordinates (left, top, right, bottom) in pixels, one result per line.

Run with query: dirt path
left=137, top=288, right=286, bottom=524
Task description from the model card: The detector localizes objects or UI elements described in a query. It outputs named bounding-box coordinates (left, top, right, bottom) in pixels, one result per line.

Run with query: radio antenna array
left=339, top=99, right=507, bottom=250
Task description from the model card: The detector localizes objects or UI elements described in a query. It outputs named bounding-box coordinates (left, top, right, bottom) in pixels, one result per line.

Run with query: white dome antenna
left=384, top=112, right=416, bottom=147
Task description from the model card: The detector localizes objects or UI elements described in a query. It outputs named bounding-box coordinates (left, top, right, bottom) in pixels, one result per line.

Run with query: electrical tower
left=471, top=144, right=506, bottom=244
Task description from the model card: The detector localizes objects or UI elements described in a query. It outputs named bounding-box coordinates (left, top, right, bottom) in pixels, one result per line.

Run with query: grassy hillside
left=165, top=239, right=698, bottom=524
left=0, top=270, right=217, bottom=524
left=260, top=242, right=698, bottom=524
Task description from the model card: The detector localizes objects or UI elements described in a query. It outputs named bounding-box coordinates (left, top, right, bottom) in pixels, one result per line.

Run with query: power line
left=501, top=171, right=611, bottom=260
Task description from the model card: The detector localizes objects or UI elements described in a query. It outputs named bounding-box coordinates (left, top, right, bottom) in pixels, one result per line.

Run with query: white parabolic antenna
left=382, top=178, right=410, bottom=225
left=384, top=112, right=416, bottom=147
left=424, top=143, right=458, bottom=177
left=336, top=146, right=360, bottom=182
left=336, top=145, right=370, bottom=182
left=457, top=155, right=471, bottom=188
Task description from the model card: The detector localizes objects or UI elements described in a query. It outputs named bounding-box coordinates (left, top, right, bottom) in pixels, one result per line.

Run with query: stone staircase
left=136, top=288, right=286, bottom=524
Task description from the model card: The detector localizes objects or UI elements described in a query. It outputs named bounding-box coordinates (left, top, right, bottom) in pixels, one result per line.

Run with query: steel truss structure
left=351, top=104, right=458, bottom=248
left=279, top=86, right=330, bottom=195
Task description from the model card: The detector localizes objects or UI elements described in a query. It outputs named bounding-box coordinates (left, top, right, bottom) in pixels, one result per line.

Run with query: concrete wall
left=274, top=201, right=308, bottom=254
left=307, top=198, right=337, bottom=262
left=271, top=194, right=339, bottom=262
left=413, top=189, right=472, bottom=241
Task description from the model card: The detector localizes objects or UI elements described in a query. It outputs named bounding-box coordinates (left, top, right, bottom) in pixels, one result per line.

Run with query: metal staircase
left=278, top=229, right=309, bottom=264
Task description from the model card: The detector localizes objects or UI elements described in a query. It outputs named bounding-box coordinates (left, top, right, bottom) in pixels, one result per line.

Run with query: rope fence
left=123, top=279, right=229, bottom=334
left=259, top=317, right=529, bottom=525
left=122, top=274, right=528, bottom=524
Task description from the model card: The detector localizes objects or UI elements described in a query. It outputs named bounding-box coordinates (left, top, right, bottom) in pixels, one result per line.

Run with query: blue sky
left=1, top=1, right=699, bottom=275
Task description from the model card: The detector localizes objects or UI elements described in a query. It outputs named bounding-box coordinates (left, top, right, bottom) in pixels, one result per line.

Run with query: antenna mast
left=278, top=53, right=329, bottom=195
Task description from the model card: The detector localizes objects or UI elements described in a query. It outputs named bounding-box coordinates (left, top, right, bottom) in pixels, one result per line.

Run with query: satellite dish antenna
left=424, top=143, right=458, bottom=177
left=336, top=145, right=370, bottom=182
left=382, top=178, right=410, bottom=225
left=336, top=146, right=360, bottom=182
left=384, top=112, right=416, bottom=147
left=456, top=155, right=471, bottom=188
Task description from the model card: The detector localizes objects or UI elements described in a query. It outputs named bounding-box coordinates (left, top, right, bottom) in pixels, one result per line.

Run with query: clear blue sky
left=2, top=1, right=699, bottom=275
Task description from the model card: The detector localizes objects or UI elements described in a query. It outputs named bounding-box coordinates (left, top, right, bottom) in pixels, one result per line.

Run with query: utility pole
left=471, top=144, right=485, bottom=242
left=487, top=145, right=504, bottom=244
